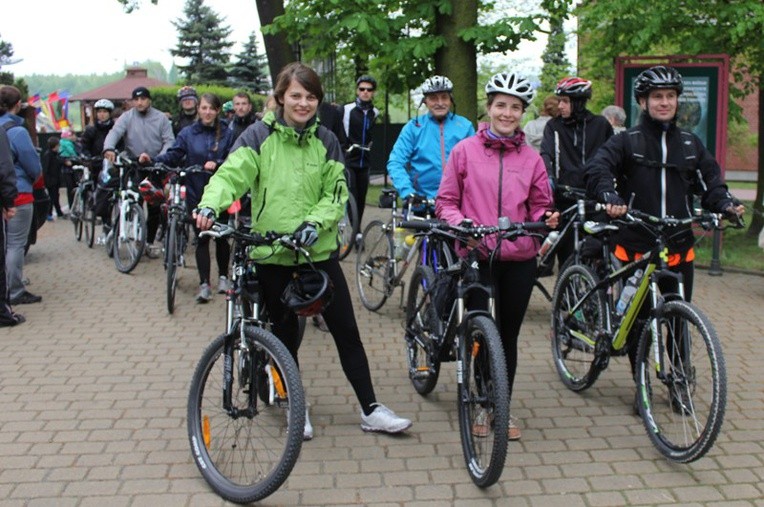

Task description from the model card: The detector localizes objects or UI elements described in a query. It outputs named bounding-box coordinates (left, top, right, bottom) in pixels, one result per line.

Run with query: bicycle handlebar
left=199, top=221, right=314, bottom=258
left=400, top=218, right=548, bottom=240
left=624, top=208, right=744, bottom=230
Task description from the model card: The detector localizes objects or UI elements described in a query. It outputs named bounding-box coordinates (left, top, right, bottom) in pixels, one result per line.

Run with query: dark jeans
left=256, top=258, right=377, bottom=413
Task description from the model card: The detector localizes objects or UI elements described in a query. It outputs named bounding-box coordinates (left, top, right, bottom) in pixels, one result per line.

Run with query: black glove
left=195, top=207, right=216, bottom=222
left=294, top=221, right=319, bottom=247
left=601, top=192, right=625, bottom=206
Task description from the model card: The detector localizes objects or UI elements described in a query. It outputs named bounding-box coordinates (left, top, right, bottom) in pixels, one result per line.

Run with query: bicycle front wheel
left=113, top=202, right=147, bottom=274
left=83, top=191, right=97, bottom=248
left=188, top=326, right=304, bottom=504
left=550, top=264, right=606, bottom=391
left=457, top=315, right=509, bottom=488
left=635, top=300, right=726, bottom=463
left=165, top=216, right=179, bottom=314
left=355, top=220, right=393, bottom=311
left=337, top=192, right=360, bottom=261
left=404, top=266, right=442, bottom=395
left=71, top=187, right=84, bottom=241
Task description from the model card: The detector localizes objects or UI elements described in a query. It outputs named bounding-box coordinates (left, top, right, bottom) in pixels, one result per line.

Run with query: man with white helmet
left=387, top=75, right=474, bottom=202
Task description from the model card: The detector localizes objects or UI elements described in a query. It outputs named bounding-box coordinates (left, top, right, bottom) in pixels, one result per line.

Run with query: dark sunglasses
left=357, top=87, right=374, bottom=92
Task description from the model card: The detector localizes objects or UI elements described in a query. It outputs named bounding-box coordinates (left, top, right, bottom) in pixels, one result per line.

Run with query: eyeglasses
left=357, top=87, right=374, bottom=92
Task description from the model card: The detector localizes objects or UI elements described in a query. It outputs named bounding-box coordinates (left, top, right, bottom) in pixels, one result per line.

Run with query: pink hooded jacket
left=436, top=123, right=553, bottom=262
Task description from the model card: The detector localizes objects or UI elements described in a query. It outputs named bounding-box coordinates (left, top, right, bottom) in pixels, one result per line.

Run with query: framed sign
left=615, top=54, right=729, bottom=171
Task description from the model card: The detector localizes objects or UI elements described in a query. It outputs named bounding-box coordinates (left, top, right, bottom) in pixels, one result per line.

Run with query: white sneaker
left=196, top=283, right=212, bottom=303
left=217, top=276, right=230, bottom=294
left=304, top=405, right=313, bottom=441
left=360, top=403, right=412, bottom=434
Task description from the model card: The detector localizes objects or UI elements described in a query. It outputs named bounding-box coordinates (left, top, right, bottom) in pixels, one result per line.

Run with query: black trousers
left=346, top=165, right=370, bottom=225
left=255, top=258, right=377, bottom=413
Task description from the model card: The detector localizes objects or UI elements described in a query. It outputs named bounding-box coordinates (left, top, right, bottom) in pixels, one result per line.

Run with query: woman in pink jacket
left=436, top=72, right=559, bottom=441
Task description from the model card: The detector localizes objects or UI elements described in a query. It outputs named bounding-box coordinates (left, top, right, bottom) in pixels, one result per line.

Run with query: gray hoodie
left=103, top=106, right=174, bottom=158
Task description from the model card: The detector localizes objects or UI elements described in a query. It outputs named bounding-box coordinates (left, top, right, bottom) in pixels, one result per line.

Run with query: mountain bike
left=188, top=222, right=306, bottom=504
left=355, top=189, right=454, bottom=311
left=403, top=217, right=548, bottom=487
left=107, top=154, right=147, bottom=274
left=69, top=156, right=100, bottom=247
left=550, top=208, right=742, bottom=462
left=151, top=164, right=206, bottom=314
left=337, top=160, right=362, bottom=261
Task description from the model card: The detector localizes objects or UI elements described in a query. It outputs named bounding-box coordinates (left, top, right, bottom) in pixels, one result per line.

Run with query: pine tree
left=538, top=0, right=572, bottom=98
left=228, top=32, right=271, bottom=94
left=170, top=0, right=233, bottom=84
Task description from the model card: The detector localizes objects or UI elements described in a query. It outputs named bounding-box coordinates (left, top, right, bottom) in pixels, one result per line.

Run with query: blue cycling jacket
left=386, top=111, right=474, bottom=199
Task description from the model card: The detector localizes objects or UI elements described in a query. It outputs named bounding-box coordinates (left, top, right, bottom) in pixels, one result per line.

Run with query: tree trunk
left=255, top=0, right=294, bottom=88
left=746, top=81, right=763, bottom=238
left=435, top=0, right=478, bottom=125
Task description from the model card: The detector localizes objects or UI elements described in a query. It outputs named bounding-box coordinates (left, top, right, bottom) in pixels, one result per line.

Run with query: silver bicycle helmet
left=420, top=75, right=453, bottom=95
left=485, top=72, right=535, bottom=106
left=633, top=65, right=684, bottom=99
left=93, top=99, right=114, bottom=111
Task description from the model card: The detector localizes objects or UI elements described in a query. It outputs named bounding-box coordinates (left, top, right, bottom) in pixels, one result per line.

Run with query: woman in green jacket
left=195, top=62, right=411, bottom=441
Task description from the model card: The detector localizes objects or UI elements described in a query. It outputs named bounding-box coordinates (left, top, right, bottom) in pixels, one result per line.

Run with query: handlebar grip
left=399, top=220, right=437, bottom=231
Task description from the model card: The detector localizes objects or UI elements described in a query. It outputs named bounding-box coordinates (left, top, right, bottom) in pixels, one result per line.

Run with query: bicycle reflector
left=280, top=268, right=333, bottom=317
left=138, top=178, right=165, bottom=206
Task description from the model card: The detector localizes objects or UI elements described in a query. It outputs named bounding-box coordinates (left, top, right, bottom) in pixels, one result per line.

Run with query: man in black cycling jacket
left=585, top=65, right=744, bottom=381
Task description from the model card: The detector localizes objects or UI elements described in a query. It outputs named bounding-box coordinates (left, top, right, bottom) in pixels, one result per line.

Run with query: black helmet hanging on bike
left=280, top=268, right=333, bottom=317
left=633, top=66, right=683, bottom=100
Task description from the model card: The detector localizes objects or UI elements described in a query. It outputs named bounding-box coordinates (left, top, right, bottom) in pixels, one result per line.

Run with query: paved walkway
left=1, top=206, right=763, bottom=506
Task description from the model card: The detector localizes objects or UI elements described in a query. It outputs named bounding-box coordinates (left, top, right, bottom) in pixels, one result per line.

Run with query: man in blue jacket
left=386, top=75, right=475, bottom=202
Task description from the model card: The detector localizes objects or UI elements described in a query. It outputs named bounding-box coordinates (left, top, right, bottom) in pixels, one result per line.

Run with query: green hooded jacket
left=198, top=111, right=348, bottom=265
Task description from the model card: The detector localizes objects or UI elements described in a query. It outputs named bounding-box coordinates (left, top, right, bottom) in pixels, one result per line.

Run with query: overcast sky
left=2, top=0, right=261, bottom=76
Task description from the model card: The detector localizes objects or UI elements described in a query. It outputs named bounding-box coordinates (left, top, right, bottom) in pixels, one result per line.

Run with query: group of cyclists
left=37, top=62, right=745, bottom=447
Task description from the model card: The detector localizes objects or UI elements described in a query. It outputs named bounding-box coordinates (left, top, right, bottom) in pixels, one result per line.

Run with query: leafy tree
left=537, top=0, right=572, bottom=98
left=170, top=0, right=233, bottom=84
left=228, top=32, right=271, bottom=94
left=577, top=0, right=764, bottom=236
left=266, top=0, right=544, bottom=123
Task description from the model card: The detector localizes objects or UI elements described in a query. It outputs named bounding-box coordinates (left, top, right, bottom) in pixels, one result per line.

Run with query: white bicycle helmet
left=93, top=99, right=114, bottom=111
left=420, top=75, right=453, bottom=95
left=485, top=72, right=535, bottom=106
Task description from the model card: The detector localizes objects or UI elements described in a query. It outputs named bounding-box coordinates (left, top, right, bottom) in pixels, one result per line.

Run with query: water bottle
left=616, top=269, right=643, bottom=316
left=394, top=227, right=407, bottom=259
left=537, top=231, right=560, bottom=257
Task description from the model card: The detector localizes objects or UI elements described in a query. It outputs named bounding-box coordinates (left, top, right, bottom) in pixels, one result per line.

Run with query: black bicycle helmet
left=356, top=75, right=377, bottom=89
left=176, top=85, right=198, bottom=102
left=281, top=268, right=333, bottom=317
left=633, top=66, right=683, bottom=100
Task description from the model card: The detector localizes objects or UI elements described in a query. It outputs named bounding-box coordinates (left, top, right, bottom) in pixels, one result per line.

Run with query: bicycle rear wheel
left=113, top=202, right=147, bottom=274
left=83, top=191, right=97, bottom=248
left=166, top=216, right=179, bottom=314
left=71, top=187, right=84, bottom=241
left=337, top=192, right=359, bottom=261
left=188, top=326, right=304, bottom=504
left=355, top=220, right=393, bottom=311
left=550, top=264, right=606, bottom=391
left=404, top=266, right=441, bottom=395
left=457, top=315, right=509, bottom=488
left=635, top=300, right=726, bottom=463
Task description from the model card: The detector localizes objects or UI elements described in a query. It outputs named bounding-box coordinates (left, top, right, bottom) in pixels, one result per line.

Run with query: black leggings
left=476, top=258, right=538, bottom=404
left=346, top=165, right=370, bottom=225
left=256, top=258, right=377, bottom=414
left=194, top=228, right=230, bottom=285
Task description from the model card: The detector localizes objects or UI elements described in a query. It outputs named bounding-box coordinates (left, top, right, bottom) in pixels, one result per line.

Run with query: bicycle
left=106, top=153, right=148, bottom=274
left=69, top=156, right=100, bottom=247
left=355, top=189, right=454, bottom=311
left=337, top=165, right=360, bottom=261
left=403, top=217, right=548, bottom=487
left=550, top=208, right=742, bottom=462
left=188, top=222, right=306, bottom=504
left=150, top=164, right=206, bottom=314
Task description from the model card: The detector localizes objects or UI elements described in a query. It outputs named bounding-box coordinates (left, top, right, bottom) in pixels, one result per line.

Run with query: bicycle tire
left=635, top=300, right=726, bottom=463
left=188, top=326, right=304, bottom=504
left=457, top=315, right=509, bottom=488
left=166, top=216, right=178, bottom=314
left=337, top=192, right=360, bottom=261
left=113, top=202, right=147, bottom=274
left=355, top=220, right=393, bottom=311
left=71, top=187, right=83, bottom=241
left=404, top=266, right=441, bottom=395
left=550, top=263, right=606, bottom=391
left=84, top=191, right=97, bottom=248
left=106, top=203, right=118, bottom=258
